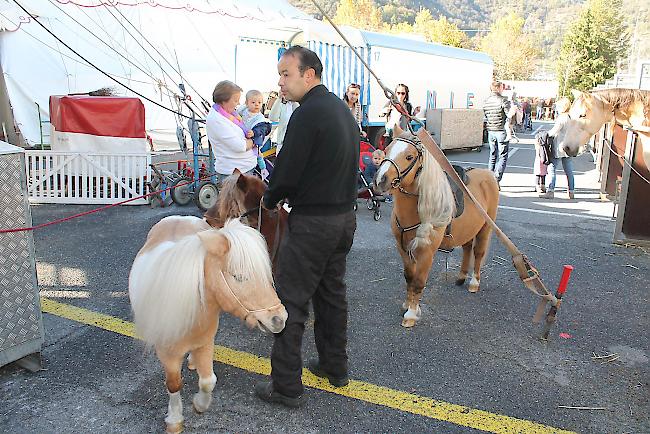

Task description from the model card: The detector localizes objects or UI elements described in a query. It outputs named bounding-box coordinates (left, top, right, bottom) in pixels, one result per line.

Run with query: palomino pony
left=562, top=89, right=650, bottom=166
left=129, top=216, right=287, bottom=433
left=374, top=128, right=500, bottom=327
left=204, top=171, right=288, bottom=270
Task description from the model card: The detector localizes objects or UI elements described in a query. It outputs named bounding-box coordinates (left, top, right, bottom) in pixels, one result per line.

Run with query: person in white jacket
left=268, top=94, right=298, bottom=155
left=206, top=80, right=257, bottom=184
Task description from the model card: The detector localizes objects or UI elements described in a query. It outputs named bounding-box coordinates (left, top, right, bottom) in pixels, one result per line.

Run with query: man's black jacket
left=263, top=84, right=360, bottom=215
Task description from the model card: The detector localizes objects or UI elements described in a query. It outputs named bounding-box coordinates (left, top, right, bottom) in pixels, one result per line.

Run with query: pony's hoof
left=455, top=278, right=466, bottom=286
left=468, top=284, right=480, bottom=293
left=192, top=393, right=211, bottom=414
left=166, top=421, right=183, bottom=434
left=187, top=354, right=196, bottom=371
left=401, top=318, right=417, bottom=328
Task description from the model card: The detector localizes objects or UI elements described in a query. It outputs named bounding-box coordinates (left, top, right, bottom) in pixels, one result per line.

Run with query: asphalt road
left=1, top=122, right=648, bottom=433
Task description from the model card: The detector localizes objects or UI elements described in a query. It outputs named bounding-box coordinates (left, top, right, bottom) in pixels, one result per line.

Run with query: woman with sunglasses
left=381, top=84, right=421, bottom=140
left=343, top=83, right=367, bottom=138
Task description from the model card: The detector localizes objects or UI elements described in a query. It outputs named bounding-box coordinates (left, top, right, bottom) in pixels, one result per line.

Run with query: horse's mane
left=397, top=133, right=455, bottom=252
left=217, top=174, right=246, bottom=221
left=593, top=88, right=650, bottom=113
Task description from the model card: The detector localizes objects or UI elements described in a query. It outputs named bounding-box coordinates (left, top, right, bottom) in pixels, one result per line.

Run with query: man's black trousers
left=270, top=210, right=356, bottom=397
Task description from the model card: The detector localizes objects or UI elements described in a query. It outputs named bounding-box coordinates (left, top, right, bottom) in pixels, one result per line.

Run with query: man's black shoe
left=254, top=381, right=303, bottom=408
left=307, top=358, right=349, bottom=387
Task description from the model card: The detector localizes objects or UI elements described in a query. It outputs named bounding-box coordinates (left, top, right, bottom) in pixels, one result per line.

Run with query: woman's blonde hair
left=212, top=80, right=243, bottom=104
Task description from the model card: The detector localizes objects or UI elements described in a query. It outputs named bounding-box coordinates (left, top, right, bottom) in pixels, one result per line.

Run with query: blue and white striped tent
left=308, top=41, right=371, bottom=107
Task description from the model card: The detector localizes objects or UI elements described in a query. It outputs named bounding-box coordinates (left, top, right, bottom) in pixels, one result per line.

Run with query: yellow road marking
left=41, top=297, right=575, bottom=434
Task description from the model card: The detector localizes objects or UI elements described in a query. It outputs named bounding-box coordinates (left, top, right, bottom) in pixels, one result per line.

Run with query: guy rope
left=310, top=0, right=572, bottom=338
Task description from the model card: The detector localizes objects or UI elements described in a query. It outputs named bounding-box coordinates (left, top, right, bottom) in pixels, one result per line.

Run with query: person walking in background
left=268, top=91, right=299, bottom=155
left=381, top=83, right=420, bottom=142
left=536, top=98, right=544, bottom=120
left=343, top=83, right=367, bottom=138
left=483, top=80, right=511, bottom=187
left=540, top=97, right=575, bottom=200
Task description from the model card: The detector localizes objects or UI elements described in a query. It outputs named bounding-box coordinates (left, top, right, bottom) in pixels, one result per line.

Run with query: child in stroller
left=357, top=140, right=385, bottom=221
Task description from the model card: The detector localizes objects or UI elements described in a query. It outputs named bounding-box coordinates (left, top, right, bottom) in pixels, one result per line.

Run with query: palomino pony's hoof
left=468, top=284, right=480, bottom=293
left=165, top=421, right=183, bottom=434
left=187, top=354, right=196, bottom=370
left=401, top=318, right=417, bottom=328
left=455, top=278, right=466, bottom=286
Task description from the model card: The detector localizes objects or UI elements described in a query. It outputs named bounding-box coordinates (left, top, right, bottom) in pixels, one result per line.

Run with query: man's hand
left=245, top=138, right=254, bottom=151
left=246, top=130, right=254, bottom=139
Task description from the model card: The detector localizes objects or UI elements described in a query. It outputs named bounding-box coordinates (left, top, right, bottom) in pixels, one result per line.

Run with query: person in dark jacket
left=483, top=81, right=511, bottom=184
left=255, top=46, right=359, bottom=407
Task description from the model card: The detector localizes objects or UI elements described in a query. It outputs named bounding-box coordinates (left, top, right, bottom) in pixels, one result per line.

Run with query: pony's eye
left=579, top=113, right=586, bottom=118
left=406, top=155, right=414, bottom=161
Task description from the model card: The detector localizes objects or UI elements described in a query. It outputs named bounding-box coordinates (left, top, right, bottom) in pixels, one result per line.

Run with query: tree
left=478, top=13, right=539, bottom=80
left=332, top=0, right=383, bottom=31
left=556, top=0, right=630, bottom=96
left=412, top=9, right=469, bottom=48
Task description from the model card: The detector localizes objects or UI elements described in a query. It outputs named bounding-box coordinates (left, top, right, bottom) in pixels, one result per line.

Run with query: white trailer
left=236, top=21, right=493, bottom=147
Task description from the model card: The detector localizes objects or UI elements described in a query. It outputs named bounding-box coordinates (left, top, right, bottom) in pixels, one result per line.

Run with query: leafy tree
left=557, top=0, right=630, bottom=95
left=412, top=9, right=469, bottom=48
left=332, top=0, right=383, bottom=31
left=478, top=13, right=539, bottom=80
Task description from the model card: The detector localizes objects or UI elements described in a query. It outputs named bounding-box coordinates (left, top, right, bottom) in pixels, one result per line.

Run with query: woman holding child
left=206, top=80, right=257, bottom=185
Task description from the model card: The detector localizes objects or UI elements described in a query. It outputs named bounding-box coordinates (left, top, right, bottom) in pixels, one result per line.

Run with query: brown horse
left=374, top=128, right=500, bottom=327
left=129, top=217, right=286, bottom=433
left=562, top=88, right=650, bottom=165
left=204, top=171, right=288, bottom=270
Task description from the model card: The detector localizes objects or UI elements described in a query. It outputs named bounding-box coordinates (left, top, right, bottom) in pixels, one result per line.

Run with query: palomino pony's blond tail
left=129, top=235, right=206, bottom=348
left=409, top=150, right=455, bottom=254
left=219, top=219, right=273, bottom=293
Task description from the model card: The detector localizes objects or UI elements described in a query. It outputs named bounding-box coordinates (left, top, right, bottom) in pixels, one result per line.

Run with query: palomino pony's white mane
left=404, top=135, right=455, bottom=252
left=129, top=218, right=272, bottom=348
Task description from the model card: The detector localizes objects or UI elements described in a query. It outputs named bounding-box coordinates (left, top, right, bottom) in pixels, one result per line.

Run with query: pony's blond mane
left=395, top=134, right=455, bottom=253
left=593, top=88, right=650, bottom=114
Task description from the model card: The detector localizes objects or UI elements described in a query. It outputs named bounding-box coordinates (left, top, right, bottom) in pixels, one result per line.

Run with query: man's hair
left=372, top=149, right=386, bottom=159
left=490, top=81, right=503, bottom=92
left=212, top=80, right=243, bottom=104
left=245, top=89, right=263, bottom=101
left=282, top=46, right=323, bottom=79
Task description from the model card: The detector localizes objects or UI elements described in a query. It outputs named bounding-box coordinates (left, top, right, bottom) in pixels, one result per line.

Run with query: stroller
left=356, top=140, right=384, bottom=221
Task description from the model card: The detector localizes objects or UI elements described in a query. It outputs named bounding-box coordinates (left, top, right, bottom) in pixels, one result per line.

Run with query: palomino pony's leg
left=156, top=349, right=185, bottom=433
left=401, top=231, right=442, bottom=328
left=400, top=258, right=416, bottom=311
left=456, top=241, right=473, bottom=286
left=190, top=340, right=217, bottom=413
left=468, top=224, right=492, bottom=293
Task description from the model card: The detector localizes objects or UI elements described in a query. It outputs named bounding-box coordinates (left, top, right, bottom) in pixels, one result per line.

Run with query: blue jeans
left=487, top=130, right=509, bottom=182
left=547, top=157, right=575, bottom=192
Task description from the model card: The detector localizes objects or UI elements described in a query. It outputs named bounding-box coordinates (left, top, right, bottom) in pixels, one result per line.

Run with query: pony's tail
left=128, top=236, right=206, bottom=348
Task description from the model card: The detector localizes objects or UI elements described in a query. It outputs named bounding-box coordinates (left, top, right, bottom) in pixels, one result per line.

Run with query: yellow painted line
left=41, top=297, right=575, bottom=434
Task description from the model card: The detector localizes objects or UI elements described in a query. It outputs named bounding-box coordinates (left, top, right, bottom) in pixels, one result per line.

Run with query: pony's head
left=374, top=126, right=423, bottom=194
left=561, top=90, right=617, bottom=157
left=374, top=126, right=455, bottom=251
left=205, top=170, right=267, bottom=228
left=198, top=219, right=287, bottom=333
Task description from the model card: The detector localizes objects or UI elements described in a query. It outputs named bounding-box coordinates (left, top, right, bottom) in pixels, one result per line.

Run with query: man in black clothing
left=254, top=46, right=359, bottom=407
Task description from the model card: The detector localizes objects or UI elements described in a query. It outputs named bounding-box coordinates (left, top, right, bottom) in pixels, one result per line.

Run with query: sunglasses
left=348, top=83, right=361, bottom=89
left=396, top=91, right=406, bottom=95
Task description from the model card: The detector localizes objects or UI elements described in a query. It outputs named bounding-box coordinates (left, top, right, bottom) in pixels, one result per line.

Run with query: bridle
left=240, top=197, right=282, bottom=264
left=378, top=137, right=423, bottom=197
left=218, top=271, right=282, bottom=320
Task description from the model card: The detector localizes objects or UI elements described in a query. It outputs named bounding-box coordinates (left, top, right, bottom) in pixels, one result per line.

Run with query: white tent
left=0, top=0, right=310, bottom=146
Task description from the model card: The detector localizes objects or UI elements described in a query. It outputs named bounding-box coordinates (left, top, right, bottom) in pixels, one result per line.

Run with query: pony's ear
left=197, top=230, right=229, bottom=258
left=393, top=124, right=404, bottom=137
left=232, top=168, right=242, bottom=176
left=570, top=89, right=584, bottom=100
left=236, top=171, right=248, bottom=190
